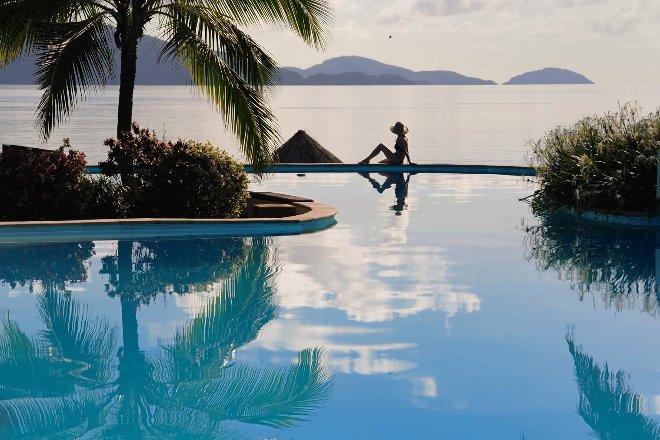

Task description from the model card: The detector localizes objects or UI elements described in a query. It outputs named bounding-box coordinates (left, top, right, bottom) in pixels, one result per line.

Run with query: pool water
left=1, top=173, right=660, bottom=439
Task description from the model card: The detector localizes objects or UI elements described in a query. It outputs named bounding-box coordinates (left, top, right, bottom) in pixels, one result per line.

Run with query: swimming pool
left=1, top=172, right=659, bottom=439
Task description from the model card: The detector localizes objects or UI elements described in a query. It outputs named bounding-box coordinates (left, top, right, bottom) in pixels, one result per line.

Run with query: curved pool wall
left=0, top=196, right=337, bottom=243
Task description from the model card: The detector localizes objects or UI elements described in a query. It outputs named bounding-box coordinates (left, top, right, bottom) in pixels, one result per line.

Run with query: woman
left=358, top=121, right=414, bottom=165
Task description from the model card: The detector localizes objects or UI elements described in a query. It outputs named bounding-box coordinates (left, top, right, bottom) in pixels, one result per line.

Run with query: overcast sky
left=250, top=0, right=660, bottom=84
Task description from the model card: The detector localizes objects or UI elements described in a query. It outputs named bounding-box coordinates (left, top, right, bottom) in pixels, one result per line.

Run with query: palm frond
left=201, top=0, right=333, bottom=49
left=33, top=14, right=114, bottom=139
left=567, top=333, right=660, bottom=439
left=159, top=2, right=279, bottom=87
left=171, top=348, right=332, bottom=428
left=38, top=287, right=118, bottom=384
left=0, top=391, right=104, bottom=438
left=0, top=316, right=75, bottom=398
left=157, top=12, right=278, bottom=173
left=151, top=407, right=260, bottom=439
left=160, top=238, right=279, bottom=382
left=0, top=0, right=103, bottom=64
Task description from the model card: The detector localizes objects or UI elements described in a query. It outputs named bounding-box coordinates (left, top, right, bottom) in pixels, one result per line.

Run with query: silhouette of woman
left=358, top=171, right=414, bottom=215
left=358, top=121, right=415, bottom=165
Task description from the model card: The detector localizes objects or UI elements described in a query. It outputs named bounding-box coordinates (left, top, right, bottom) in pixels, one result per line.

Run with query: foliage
left=84, top=175, right=131, bottom=219
left=527, top=104, right=660, bottom=214
left=0, top=0, right=333, bottom=174
left=100, top=237, right=249, bottom=304
left=0, top=241, right=94, bottom=289
left=101, top=124, right=249, bottom=218
left=523, top=210, right=659, bottom=316
left=0, top=142, right=90, bottom=221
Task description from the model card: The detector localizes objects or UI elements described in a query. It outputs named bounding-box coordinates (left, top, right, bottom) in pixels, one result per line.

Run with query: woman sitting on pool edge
left=358, top=121, right=415, bottom=165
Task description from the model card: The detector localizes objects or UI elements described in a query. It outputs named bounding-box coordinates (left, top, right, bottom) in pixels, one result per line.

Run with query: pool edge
left=0, top=194, right=337, bottom=243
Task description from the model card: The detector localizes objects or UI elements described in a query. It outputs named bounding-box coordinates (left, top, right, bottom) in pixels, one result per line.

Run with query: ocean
left=1, top=84, right=660, bottom=165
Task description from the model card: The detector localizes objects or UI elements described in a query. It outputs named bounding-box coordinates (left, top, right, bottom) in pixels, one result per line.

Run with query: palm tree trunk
left=116, top=36, right=141, bottom=193
left=118, top=241, right=139, bottom=359
left=117, top=37, right=138, bottom=138
left=120, top=295, right=140, bottom=360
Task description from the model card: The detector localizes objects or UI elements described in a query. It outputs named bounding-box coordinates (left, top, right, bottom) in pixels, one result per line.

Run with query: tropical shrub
left=527, top=104, right=660, bottom=214
left=101, top=124, right=249, bottom=218
left=84, top=175, right=132, bottom=219
left=0, top=141, right=90, bottom=221
left=0, top=241, right=94, bottom=288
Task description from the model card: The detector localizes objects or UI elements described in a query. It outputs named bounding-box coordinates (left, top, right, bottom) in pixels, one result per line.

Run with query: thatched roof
left=273, top=130, right=342, bottom=163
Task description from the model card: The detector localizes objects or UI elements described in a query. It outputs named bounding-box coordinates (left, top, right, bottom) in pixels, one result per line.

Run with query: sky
left=249, top=0, right=660, bottom=84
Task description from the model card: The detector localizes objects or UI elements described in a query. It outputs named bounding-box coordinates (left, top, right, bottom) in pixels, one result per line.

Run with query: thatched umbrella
left=273, top=130, right=342, bottom=163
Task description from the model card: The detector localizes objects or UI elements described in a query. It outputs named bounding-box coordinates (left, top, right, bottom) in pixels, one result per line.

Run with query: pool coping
left=236, top=163, right=535, bottom=176
left=0, top=191, right=337, bottom=243
left=85, top=163, right=536, bottom=176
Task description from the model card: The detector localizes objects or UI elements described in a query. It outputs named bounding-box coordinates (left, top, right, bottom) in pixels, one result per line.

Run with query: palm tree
left=0, top=0, right=332, bottom=173
left=0, top=237, right=332, bottom=438
left=567, top=330, right=660, bottom=439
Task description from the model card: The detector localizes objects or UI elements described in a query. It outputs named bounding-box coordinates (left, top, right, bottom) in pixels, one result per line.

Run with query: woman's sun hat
left=390, top=121, right=409, bottom=135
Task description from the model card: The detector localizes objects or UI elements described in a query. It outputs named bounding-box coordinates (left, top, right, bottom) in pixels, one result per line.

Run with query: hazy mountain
left=0, top=33, right=192, bottom=85
left=280, top=55, right=497, bottom=85
left=504, top=67, right=594, bottom=85
left=304, top=72, right=416, bottom=85
left=277, top=68, right=306, bottom=85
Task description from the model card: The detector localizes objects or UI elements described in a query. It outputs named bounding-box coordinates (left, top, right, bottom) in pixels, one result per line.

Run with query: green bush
left=101, top=124, right=249, bottom=218
left=527, top=104, right=660, bottom=214
left=0, top=141, right=90, bottom=221
left=84, top=176, right=131, bottom=219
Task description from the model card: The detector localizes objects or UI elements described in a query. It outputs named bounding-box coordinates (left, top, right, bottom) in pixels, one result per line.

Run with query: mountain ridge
left=0, top=33, right=191, bottom=85
left=280, top=55, right=497, bottom=85
left=0, top=39, right=593, bottom=86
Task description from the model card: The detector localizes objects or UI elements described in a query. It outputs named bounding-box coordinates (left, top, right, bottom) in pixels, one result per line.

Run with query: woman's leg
left=359, top=144, right=400, bottom=164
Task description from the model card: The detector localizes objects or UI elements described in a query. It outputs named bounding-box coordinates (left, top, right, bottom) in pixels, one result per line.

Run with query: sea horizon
left=3, top=83, right=660, bottom=166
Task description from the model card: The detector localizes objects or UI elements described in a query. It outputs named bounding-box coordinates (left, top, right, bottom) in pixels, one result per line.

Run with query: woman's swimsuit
left=394, top=136, right=408, bottom=164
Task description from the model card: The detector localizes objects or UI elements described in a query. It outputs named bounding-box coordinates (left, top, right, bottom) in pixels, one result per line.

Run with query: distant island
left=504, top=68, right=594, bottom=85
left=278, top=56, right=497, bottom=85
left=0, top=40, right=593, bottom=87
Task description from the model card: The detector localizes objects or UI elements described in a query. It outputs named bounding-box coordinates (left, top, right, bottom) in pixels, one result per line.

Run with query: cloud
left=412, top=0, right=485, bottom=16
left=370, top=0, right=659, bottom=40
left=274, top=224, right=481, bottom=324
left=249, top=318, right=418, bottom=375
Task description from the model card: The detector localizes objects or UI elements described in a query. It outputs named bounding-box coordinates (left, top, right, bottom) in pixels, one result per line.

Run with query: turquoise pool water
left=1, top=173, right=660, bottom=439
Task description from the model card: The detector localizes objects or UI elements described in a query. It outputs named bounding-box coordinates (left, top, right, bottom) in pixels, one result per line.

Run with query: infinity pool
left=1, top=172, right=659, bottom=439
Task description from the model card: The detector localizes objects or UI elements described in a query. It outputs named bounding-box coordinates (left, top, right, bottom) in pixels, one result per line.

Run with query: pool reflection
left=524, top=211, right=659, bottom=315
left=358, top=171, right=414, bottom=215
left=0, top=238, right=332, bottom=439
left=567, top=330, right=660, bottom=439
